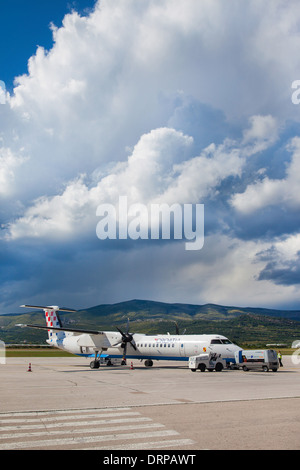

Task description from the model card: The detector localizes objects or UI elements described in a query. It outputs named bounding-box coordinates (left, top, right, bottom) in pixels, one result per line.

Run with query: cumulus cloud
left=4, top=118, right=277, bottom=242
left=231, top=136, right=300, bottom=214
left=256, top=234, right=300, bottom=286
left=5, top=176, right=92, bottom=240
left=242, top=115, right=279, bottom=155
left=3, top=0, right=300, bottom=203
left=0, top=147, right=27, bottom=196
left=0, top=81, right=6, bottom=105
left=4, top=128, right=193, bottom=240
left=2, top=0, right=300, bottom=311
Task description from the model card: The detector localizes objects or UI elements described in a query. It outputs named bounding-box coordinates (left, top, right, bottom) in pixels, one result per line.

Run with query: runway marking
left=0, top=417, right=151, bottom=432
left=0, top=429, right=179, bottom=450
left=0, top=410, right=140, bottom=424
left=0, top=407, right=131, bottom=418
left=0, top=422, right=164, bottom=440
left=0, top=408, right=195, bottom=450
left=86, top=439, right=196, bottom=450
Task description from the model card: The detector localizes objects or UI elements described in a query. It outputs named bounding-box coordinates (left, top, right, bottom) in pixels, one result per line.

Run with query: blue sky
left=1, top=0, right=300, bottom=314
left=0, top=0, right=97, bottom=91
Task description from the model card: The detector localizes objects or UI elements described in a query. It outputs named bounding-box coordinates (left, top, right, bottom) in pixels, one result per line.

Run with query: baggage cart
left=234, top=349, right=278, bottom=372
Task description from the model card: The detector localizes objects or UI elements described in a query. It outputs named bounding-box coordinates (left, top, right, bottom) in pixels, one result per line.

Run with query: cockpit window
left=210, top=339, right=233, bottom=345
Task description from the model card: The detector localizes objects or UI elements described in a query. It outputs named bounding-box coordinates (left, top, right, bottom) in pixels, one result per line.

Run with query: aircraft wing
left=20, top=324, right=113, bottom=348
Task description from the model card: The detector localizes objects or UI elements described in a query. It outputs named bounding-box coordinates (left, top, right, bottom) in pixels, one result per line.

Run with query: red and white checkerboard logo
left=45, top=310, right=60, bottom=328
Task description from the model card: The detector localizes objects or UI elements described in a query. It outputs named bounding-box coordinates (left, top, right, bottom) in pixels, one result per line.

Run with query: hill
left=1, top=299, right=300, bottom=347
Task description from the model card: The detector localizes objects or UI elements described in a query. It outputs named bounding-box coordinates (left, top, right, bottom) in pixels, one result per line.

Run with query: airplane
left=19, top=304, right=242, bottom=369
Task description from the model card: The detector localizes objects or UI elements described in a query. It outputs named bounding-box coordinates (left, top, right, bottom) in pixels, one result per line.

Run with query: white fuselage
left=50, top=331, right=242, bottom=364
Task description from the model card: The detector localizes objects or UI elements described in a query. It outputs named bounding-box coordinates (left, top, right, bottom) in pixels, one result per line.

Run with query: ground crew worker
left=277, top=350, right=283, bottom=367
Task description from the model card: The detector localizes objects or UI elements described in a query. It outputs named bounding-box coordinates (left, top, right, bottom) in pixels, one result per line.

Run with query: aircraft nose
left=227, top=344, right=242, bottom=353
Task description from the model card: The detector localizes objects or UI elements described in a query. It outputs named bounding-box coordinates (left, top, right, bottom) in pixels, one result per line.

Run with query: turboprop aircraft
left=19, top=305, right=242, bottom=368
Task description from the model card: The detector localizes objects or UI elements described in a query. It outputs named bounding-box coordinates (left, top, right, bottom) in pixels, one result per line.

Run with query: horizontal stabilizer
left=20, top=305, right=77, bottom=312
left=26, top=324, right=104, bottom=335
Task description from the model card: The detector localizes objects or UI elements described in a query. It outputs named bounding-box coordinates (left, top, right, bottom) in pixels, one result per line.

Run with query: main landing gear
left=89, top=349, right=128, bottom=369
left=90, top=360, right=100, bottom=369
left=90, top=350, right=100, bottom=369
left=144, top=359, right=153, bottom=367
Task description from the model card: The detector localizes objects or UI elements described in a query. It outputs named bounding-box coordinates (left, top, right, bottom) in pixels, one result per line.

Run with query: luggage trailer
left=234, top=349, right=279, bottom=372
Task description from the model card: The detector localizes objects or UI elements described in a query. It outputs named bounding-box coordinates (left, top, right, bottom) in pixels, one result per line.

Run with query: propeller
left=113, top=318, right=137, bottom=362
left=173, top=321, right=186, bottom=335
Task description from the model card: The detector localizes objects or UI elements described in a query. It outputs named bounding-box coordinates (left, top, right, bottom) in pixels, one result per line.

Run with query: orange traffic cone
left=130, top=361, right=134, bottom=370
left=27, top=363, right=32, bottom=372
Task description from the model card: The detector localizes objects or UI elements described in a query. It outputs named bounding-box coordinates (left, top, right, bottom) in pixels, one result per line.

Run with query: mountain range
left=1, top=299, right=300, bottom=347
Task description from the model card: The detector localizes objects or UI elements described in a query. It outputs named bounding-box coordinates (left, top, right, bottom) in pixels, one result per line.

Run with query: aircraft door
left=186, top=343, right=200, bottom=356
left=179, top=342, right=185, bottom=356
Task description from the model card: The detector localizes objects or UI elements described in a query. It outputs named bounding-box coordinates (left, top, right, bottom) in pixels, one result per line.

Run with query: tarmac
left=0, top=354, right=299, bottom=450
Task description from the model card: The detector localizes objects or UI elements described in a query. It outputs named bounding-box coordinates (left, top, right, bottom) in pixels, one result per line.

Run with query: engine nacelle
left=61, top=336, right=81, bottom=355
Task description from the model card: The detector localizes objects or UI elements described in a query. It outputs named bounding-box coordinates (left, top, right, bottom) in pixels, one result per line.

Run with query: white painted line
left=0, top=416, right=151, bottom=432
left=0, top=429, right=179, bottom=450
left=0, top=407, right=132, bottom=418
left=0, top=422, right=164, bottom=440
left=85, top=438, right=196, bottom=450
left=0, top=410, right=140, bottom=424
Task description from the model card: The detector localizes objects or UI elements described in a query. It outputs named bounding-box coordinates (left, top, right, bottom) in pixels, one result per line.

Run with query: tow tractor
left=189, top=352, right=226, bottom=372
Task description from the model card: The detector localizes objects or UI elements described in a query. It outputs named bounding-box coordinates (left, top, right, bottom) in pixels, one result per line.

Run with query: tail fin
left=44, top=306, right=62, bottom=328
left=44, top=307, right=65, bottom=343
left=20, top=304, right=76, bottom=345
